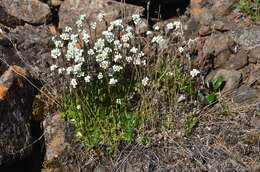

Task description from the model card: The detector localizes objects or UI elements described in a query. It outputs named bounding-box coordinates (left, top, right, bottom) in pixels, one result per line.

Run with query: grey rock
left=230, top=85, right=259, bottom=104
left=230, top=27, right=260, bottom=50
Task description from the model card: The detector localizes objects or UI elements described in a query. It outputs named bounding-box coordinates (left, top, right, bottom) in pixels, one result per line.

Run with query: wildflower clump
left=50, top=13, right=199, bottom=152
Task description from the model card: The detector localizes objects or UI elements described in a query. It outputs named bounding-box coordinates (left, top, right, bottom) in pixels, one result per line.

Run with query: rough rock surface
left=190, top=0, right=237, bottom=19
left=229, top=27, right=260, bottom=50
left=0, top=0, right=51, bottom=25
left=0, top=66, right=35, bottom=166
left=59, top=0, right=145, bottom=32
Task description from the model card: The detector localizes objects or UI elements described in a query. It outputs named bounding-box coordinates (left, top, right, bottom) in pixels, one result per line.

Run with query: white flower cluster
left=50, top=13, right=152, bottom=89
left=151, top=35, right=164, bottom=44
left=190, top=69, right=200, bottom=78
left=132, top=14, right=141, bottom=25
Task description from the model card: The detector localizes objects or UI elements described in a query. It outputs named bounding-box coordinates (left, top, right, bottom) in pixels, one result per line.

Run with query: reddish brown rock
left=59, top=0, right=145, bottom=33
left=0, top=0, right=51, bottom=25
left=190, top=0, right=237, bottom=19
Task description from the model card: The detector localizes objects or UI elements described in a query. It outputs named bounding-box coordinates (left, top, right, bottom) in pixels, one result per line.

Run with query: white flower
left=146, top=31, right=152, bottom=35
left=58, top=67, right=65, bottom=74
left=50, top=64, right=58, bottom=71
left=87, top=49, right=95, bottom=55
left=51, top=48, right=61, bottom=59
left=82, top=30, right=90, bottom=44
left=178, top=47, right=184, bottom=53
left=98, top=72, right=103, bottom=79
left=60, top=33, right=70, bottom=40
left=76, top=19, right=83, bottom=28
left=112, top=65, right=123, bottom=72
left=130, top=47, right=138, bottom=54
left=97, top=13, right=105, bottom=22
left=100, top=60, right=109, bottom=69
left=102, top=31, right=114, bottom=43
left=133, top=57, right=141, bottom=65
left=84, top=75, right=91, bottom=82
left=123, top=43, right=130, bottom=48
left=142, top=77, right=149, bottom=86
left=65, top=26, right=72, bottom=32
left=114, top=54, right=122, bottom=62
left=190, top=69, right=200, bottom=78
left=177, top=94, right=186, bottom=102
left=132, top=14, right=141, bottom=25
left=151, top=35, right=164, bottom=44
left=79, top=14, right=86, bottom=20
left=94, top=38, right=105, bottom=51
left=108, top=19, right=123, bottom=31
left=122, top=32, right=133, bottom=43
left=76, top=105, right=81, bottom=110
left=154, top=26, right=160, bottom=31
left=116, top=99, right=122, bottom=105
left=109, top=78, right=118, bottom=85
left=138, top=51, right=144, bottom=57
left=66, top=66, right=73, bottom=74
left=173, top=21, right=182, bottom=29
left=90, top=22, right=97, bottom=29
left=70, top=78, right=77, bottom=88
left=70, top=34, right=78, bottom=43
left=54, top=40, right=64, bottom=48
left=114, top=40, right=122, bottom=50
left=166, top=22, right=174, bottom=30
left=125, top=26, right=133, bottom=33
left=126, top=56, right=132, bottom=63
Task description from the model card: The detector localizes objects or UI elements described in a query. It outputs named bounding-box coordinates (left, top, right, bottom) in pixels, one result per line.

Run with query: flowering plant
left=50, top=13, right=199, bottom=152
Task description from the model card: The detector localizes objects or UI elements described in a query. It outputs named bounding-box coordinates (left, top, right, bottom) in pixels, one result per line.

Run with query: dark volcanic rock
left=0, top=66, right=37, bottom=166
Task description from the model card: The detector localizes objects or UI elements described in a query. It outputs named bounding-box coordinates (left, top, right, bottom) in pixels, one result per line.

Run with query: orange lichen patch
left=49, top=25, right=57, bottom=35
left=0, top=86, right=9, bottom=100
left=17, top=78, right=24, bottom=88
left=11, top=65, right=27, bottom=77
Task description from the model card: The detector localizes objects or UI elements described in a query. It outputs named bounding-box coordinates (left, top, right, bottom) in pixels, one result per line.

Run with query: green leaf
left=208, top=93, right=217, bottom=104
left=197, top=92, right=205, bottom=102
left=213, top=76, right=224, bottom=90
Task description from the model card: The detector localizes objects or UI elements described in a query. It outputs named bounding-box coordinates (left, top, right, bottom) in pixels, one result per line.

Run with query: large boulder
left=0, top=0, right=51, bottom=27
left=0, top=65, right=37, bottom=167
left=59, top=0, right=145, bottom=32
left=190, top=0, right=237, bottom=20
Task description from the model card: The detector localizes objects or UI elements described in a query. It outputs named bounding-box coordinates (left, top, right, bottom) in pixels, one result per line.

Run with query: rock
left=223, top=49, right=248, bottom=70
left=43, top=113, right=68, bottom=162
left=8, top=24, right=53, bottom=79
left=58, top=0, right=145, bottom=33
left=190, top=0, right=237, bottom=20
left=50, top=0, right=63, bottom=6
left=203, top=33, right=234, bottom=57
left=249, top=46, right=260, bottom=63
left=206, top=69, right=242, bottom=93
left=230, top=85, right=259, bottom=104
left=0, top=0, right=51, bottom=25
left=183, top=18, right=199, bottom=36
left=213, top=17, right=236, bottom=31
left=199, top=12, right=214, bottom=26
left=0, top=66, right=38, bottom=166
left=229, top=27, right=260, bottom=50
left=198, top=25, right=212, bottom=36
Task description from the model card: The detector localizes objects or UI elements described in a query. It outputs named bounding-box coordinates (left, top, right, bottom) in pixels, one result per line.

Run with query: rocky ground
left=0, top=0, right=259, bottom=171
